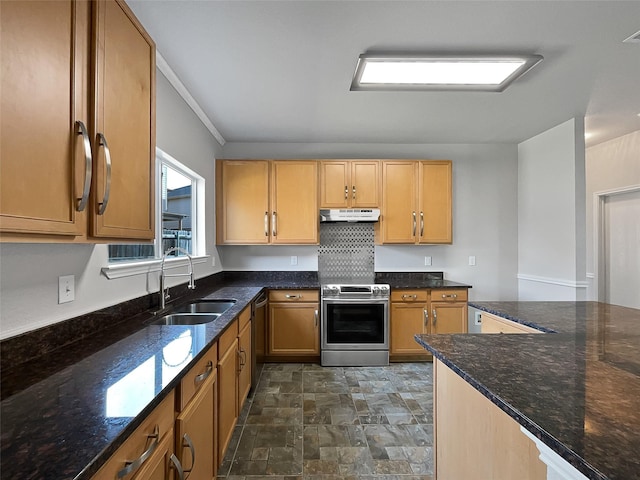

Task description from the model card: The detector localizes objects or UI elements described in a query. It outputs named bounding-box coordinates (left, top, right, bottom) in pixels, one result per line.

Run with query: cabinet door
left=176, top=372, right=215, bottom=480
left=271, top=161, right=318, bottom=244
left=319, top=161, right=349, bottom=208
left=351, top=160, right=380, bottom=208
left=418, top=161, right=452, bottom=244
left=130, top=429, right=175, bottom=480
left=91, top=0, right=155, bottom=240
left=217, top=160, right=270, bottom=244
left=217, top=340, right=238, bottom=464
left=268, top=303, right=319, bottom=355
left=238, top=321, right=252, bottom=410
left=430, top=302, right=467, bottom=334
left=0, top=0, right=89, bottom=237
left=380, top=161, right=417, bottom=243
left=390, top=303, right=429, bottom=355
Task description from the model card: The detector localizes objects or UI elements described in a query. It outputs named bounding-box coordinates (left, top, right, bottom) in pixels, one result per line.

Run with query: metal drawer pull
left=285, top=294, right=302, bottom=299
left=401, top=294, right=417, bottom=300
left=432, top=309, right=437, bottom=325
left=181, top=433, right=196, bottom=476
left=423, top=309, right=429, bottom=326
left=194, top=360, right=213, bottom=384
left=442, top=294, right=458, bottom=299
left=420, top=212, right=424, bottom=237
left=117, top=425, right=159, bottom=478
left=412, top=211, right=416, bottom=236
left=272, top=211, right=277, bottom=237
left=344, top=185, right=348, bottom=199
left=96, top=133, right=112, bottom=215
left=264, top=212, right=269, bottom=237
left=75, top=120, right=92, bottom=212
left=352, top=185, right=356, bottom=199
left=169, top=454, right=185, bottom=480
left=314, top=309, right=318, bottom=326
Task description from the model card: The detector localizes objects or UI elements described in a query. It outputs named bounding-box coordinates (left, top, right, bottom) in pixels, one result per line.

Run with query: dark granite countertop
left=416, top=301, right=640, bottom=480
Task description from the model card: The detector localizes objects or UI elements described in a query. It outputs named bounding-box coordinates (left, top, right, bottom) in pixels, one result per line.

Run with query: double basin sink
left=151, top=300, right=236, bottom=326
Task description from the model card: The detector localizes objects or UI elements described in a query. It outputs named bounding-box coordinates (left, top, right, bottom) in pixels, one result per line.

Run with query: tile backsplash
left=318, top=223, right=375, bottom=281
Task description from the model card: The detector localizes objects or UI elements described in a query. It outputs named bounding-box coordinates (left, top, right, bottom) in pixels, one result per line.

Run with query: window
left=108, top=148, right=205, bottom=263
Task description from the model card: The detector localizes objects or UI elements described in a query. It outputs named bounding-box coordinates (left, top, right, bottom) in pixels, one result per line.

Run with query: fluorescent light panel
left=351, top=54, right=543, bottom=92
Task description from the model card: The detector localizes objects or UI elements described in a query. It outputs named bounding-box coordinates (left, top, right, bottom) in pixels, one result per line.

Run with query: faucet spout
left=159, top=247, right=195, bottom=310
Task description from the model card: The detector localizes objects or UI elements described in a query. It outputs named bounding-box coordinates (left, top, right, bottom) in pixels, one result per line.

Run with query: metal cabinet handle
left=264, top=211, right=269, bottom=237
left=75, top=121, right=92, bottom=212
left=352, top=185, right=356, bottom=200
left=432, top=309, right=437, bottom=325
left=401, top=294, right=417, bottom=300
left=285, top=294, right=302, bottom=299
left=344, top=185, right=348, bottom=199
left=314, top=309, right=318, bottom=326
left=423, top=309, right=429, bottom=327
left=194, top=360, right=213, bottom=385
left=412, top=211, right=416, bottom=237
left=117, top=425, right=159, bottom=478
left=420, top=212, right=424, bottom=237
left=272, top=211, right=277, bottom=237
left=169, top=454, right=185, bottom=480
left=181, top=433, right=196, bottom=476
left=238, top=347, right=246, bottom=370
left=442, top=294, right=458, bottom=299
left=96, top=133, right=112, bottom=215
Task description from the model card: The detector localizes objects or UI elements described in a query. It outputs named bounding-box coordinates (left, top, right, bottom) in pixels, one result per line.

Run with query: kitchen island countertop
left=416, top=301, right=640, bottom=480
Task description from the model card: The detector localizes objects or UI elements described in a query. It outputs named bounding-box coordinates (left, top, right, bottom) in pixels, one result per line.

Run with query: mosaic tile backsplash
left=318, top=223, right=375, bottom=281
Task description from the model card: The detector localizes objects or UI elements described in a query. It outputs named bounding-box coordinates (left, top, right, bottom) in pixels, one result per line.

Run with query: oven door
left=322, top=298, right=389, bottom=351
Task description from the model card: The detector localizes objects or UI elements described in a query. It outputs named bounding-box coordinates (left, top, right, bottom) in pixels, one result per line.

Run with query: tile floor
left=218, top=362, right=434, bottom=480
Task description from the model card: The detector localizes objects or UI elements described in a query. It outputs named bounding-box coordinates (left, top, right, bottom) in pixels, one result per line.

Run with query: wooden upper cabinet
left=271, top=160, right=318, bottom=244
left=216, top=160, right=318, bottom=245
left=91, top=0, right=155, bottom=240
left=0, top=0, right=90, bottom=237
left=379, top=160, right=452, bottom=244
left=319, top=160, right=380, bottom=208
left=0, top=0, right=155, bottom=242
left=216, top=160, right=270, bottom=244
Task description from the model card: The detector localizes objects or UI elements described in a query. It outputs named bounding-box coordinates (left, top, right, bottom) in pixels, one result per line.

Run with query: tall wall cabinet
left=216, top=160, right=318, bottom=245
left=0, top=0, right=155, bottom=242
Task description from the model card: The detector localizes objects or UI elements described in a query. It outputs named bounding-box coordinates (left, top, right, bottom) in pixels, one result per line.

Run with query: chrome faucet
left=159, top=247, right=195, bottom=310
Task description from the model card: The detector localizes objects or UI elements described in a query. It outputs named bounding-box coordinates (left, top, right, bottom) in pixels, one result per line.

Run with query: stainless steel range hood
left=320, top=208, right=380, bottom=223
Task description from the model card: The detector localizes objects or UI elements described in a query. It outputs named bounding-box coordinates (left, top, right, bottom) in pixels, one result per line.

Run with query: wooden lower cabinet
left=434, top=359, right=546, bottom=479
left=217, top=321, right=239, bottom=464
left=481, top=311, right=542, bottom=334
left=390, top=289, right=468, bottom=360
left=238, top=319, right=252, bottom=408
left=267, top=290, right=319, bottom=358
left=91, top=392, right=176, bottom=479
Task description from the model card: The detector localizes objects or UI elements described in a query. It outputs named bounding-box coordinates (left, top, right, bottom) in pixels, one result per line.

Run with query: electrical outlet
left=469, top=255, right=476, bottom=266
left=290, top=255, right=298, bottom=266
left=58, top=275, right=75, bottom=304
left=211, top=256, right=216, bottom=267
left=474, top=311, right=482, bottom=325
left=424, top=256, right=432, bottom=266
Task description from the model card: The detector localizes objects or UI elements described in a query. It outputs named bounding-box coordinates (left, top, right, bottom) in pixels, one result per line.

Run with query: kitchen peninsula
left=416, top=301, right=640, bottom=480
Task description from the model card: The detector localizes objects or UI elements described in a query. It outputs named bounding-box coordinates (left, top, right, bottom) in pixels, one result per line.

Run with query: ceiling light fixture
left=350, top=54, right=543, bottom=92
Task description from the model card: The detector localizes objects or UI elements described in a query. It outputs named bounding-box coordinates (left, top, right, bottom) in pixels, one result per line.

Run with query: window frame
left=102, top=147, right=208, bottom=280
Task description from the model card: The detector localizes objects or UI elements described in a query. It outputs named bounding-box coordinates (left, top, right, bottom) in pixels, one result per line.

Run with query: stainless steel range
left=321, top=283, right=390, bottom=366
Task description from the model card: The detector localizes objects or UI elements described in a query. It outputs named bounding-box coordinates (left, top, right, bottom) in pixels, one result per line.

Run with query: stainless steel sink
left=151, top=313, right=222, bottom=326
left=172, top=300, right=236, bottom=315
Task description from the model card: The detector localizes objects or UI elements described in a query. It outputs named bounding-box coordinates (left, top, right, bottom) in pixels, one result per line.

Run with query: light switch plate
left=424, top=256, right=432, bottom=266
left=58, top=275, right=75, bottom=304
left=469, top=255, right=476, bottom=266
left=290, top=256, right=298, bottom=266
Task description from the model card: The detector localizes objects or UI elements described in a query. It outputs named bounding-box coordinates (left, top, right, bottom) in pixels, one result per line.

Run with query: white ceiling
left=128, top=0, right=640, bottom=148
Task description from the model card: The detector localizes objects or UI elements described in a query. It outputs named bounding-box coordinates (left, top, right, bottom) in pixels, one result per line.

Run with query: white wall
left=220, top=142, right=520, bottom=302
left=517, top=118, right=587, bottom=300
left=0, top=71, right=222, bottom=340
left=585, top=130, right=640, bottom=300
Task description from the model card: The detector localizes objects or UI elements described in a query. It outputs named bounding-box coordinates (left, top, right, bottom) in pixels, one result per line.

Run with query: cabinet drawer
left=238, top=305, right=251, bottom=331
left=481, top=312, right=541, bottom=334
left=92, top=390, right=174, bottom=479
left=218, top=318, right=239, bottom=357
left=391, top=290, right=428, bottom=302
left=178, top=342, right=218, bottom=411
left=269, top=290, right=319, bottom=302
left=431, top=289, right=468, bottom=302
